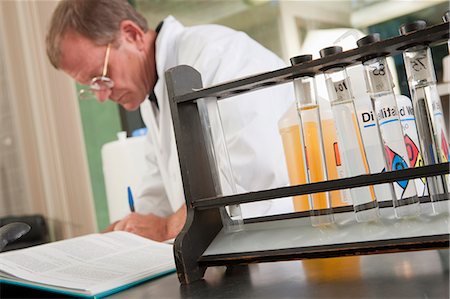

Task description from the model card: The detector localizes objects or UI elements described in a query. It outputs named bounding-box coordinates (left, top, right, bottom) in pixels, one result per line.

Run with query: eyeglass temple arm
left=102, top=44, right=111, bottom=77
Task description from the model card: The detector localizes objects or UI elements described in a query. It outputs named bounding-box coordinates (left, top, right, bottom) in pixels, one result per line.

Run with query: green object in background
left=77, top=84, right=122, bottom=231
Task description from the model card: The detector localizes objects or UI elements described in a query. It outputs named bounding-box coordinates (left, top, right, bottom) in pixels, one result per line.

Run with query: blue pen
left=127, top=186, right=135, bottom=212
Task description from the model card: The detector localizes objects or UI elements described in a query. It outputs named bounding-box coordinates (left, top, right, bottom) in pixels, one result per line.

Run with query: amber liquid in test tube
left=357, top=34, right=420, bottom=218
left=291, top=55, right=334, bottom=227
left=400, top=21, right=449, bottom=213
left=320, top=46, right=379, bottom=223
left=279, top=104, right=310, bottom=212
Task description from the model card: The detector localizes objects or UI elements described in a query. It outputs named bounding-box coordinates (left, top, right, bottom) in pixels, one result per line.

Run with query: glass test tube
left=395, top=95, right=429, bottom=197
left=320, top=46, right=379, bottom=222
left=332, top=30, right=396, bottom=206
left=400, top=21, right=449, bottom=211
left=278, top=103, right=311, bottom=212
left=291, top=55, right=334, bottom=227
left=350, top=67, right=396, bottom=205
left=357, top=34, right=420, bottom=218
left=197, top=97, right=244, bottom=232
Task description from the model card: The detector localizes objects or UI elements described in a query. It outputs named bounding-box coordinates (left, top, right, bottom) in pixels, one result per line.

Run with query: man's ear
left=119, top=20, right=145, bottom=50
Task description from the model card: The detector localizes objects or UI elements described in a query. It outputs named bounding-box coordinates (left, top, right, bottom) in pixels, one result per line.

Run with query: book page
left=0, top=231, right=175, bottom=294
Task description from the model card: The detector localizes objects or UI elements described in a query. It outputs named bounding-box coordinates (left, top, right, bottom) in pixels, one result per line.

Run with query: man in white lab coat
left=46, top=0, right=294, bottom=241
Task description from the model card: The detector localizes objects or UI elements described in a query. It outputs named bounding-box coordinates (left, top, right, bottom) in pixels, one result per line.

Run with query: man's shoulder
left=161, top=16, right=258, bottom=55
left=161, top=17, right=286, bottom=85
left=177, top=23, right=244, bottom=48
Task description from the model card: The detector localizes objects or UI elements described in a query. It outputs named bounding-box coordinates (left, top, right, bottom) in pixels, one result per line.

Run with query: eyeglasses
left=79, top=43, right=114, bottom=100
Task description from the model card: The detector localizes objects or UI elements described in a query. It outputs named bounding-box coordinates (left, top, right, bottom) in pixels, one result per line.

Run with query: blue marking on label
left=400, top=118, right=415, bottom=122
left=380, top=118, right=399, bottom=126
left=392, top=154, right=408, bottom=189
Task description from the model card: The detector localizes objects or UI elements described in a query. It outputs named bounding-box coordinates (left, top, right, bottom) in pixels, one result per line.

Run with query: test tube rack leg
left=166, top=66, right=223, bottom=284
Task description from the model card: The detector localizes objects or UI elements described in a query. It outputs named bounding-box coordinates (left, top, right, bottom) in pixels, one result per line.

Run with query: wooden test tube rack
left=165, top=22, right=450, bottom=284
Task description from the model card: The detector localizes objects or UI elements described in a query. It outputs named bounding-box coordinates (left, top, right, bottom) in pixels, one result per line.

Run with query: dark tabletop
left=1, top=249, right=448, bottom=299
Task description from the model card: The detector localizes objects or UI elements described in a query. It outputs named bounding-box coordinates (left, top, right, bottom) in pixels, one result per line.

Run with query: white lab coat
left=136, top=16, right=295, bottom=218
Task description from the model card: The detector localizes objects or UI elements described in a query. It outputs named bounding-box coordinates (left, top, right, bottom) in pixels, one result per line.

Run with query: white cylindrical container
left=102, top=132, right=148, bottom=222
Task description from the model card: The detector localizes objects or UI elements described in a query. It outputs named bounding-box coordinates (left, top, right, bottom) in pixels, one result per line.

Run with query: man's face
left=58, top=30, right=148, bottom=111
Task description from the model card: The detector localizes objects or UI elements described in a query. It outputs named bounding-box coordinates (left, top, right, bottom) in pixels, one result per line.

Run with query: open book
left=0, top=231, right=176, bottom=298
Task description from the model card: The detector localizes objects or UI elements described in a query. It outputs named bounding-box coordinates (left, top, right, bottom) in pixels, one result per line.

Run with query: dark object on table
left=0, top=222, right=31, bottom=252
left=0, top=215, right=49, bottom=251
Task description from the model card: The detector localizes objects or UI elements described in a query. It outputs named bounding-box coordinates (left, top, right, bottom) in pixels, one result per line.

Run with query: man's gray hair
left=46, top=0, right=148, bottom=69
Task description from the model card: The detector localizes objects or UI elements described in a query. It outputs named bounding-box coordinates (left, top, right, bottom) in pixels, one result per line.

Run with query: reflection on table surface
left=1, top=249, right=448, bottom=298
left=113, top=249, right=449, bottom=299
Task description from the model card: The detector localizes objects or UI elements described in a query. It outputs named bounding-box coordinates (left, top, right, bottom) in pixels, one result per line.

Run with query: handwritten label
left=409, top=53, right=430, bottom=82
left=367, top=62, right=392, bottom=93
left=332, top=79, right=352, bottom=101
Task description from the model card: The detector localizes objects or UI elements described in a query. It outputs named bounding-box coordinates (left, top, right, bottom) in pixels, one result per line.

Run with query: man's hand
left=103, top=205, right=187, bottom=242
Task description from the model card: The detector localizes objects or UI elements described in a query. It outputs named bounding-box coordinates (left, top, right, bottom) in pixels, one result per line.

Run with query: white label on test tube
left=354, top=95, right=394, bottom=202
left=374, top=95, right=418, bottom=200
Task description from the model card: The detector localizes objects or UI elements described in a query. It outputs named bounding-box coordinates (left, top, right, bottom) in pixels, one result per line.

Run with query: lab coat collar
left=139, top=16, right=187, bottom=213
left=140, top=16, right=184, bottom=133
left=154, top=15, right=184, bottom=95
